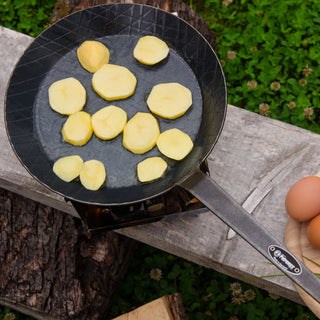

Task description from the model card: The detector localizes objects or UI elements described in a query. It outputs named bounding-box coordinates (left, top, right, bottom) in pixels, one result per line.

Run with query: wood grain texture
left=0, top=187, right=138, bottom=320
left=1, top=26, right=320, bottom=304
left=112, top=293, right=188, bottom=320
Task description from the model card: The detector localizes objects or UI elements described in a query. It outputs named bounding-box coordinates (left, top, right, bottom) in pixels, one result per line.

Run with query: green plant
left=0, top=307, right=34, bottom=320
left=107, top=244, right=316, bottom=320
left=0, top=0, right=57, bottom=37
left=190, top=0, right=320, bottom=133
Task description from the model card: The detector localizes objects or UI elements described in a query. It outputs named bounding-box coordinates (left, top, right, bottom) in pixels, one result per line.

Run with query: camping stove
left=68, top=162, right=209, bottom=232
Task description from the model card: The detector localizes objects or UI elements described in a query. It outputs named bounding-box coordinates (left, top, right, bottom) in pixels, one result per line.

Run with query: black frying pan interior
left=5, top=4, right=227, bottom=205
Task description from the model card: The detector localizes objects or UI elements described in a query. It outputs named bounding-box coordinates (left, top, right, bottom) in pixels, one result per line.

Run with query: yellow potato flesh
left=62, top=111, right=93, bottom=146
left=49, top=77, right=86, bottom=115
left=133, top=35, right=169, bottom=65
left=147, top=82, right=192, bottom=119
left=77, top=40, right=110, bottom=73
left=157, top=128, right=193, bottom=160
left=92, top=106, right=127, bottom=140
left=79, top=160, right=106, bottom=191
left=123, top=112, right=160, bottom=154
left=137, top=157, right=167, bottom=182
left=53, top=155, right=83, bottom=182
left=92, top=64, right=137, bottom=100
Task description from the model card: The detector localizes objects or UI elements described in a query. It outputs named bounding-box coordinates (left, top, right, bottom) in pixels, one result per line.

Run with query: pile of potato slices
left=49, top=36, right=194, bottom=191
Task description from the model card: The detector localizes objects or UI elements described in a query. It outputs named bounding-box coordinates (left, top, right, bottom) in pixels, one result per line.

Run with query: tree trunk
left=0, top=188, right=138, bottom=320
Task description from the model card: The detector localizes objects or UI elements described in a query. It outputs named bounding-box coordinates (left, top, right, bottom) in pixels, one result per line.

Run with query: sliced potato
left=147, top=82, right=192, bottom=119
left=137, top=157, right=167, bottom=182
left=77, top=40, right=110, bottom=73
left=133, top=35, right=169, bottom=65
left=92, top=105, right=127, bottom=140
left=92, top=64, right=137, bottom=100
left=157, top=128, right=193, bottom=160
left=79, top=159, right=106, bottom=191
left=122, top=112, right=160, bottom=154
left=62, top=111, right=93, bottom=146
left=49, top=77, right=86, bottom=115
left=53, top=155, right=83, bottom=182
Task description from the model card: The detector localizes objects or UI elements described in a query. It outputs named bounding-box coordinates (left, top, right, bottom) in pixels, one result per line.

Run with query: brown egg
left=285, top=176, right=320, bottom=221
left=307, top=214, right=320, bottom=249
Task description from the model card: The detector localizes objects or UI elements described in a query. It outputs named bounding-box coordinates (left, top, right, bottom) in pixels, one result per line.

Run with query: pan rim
left=4, top=3, right=227, bottom=206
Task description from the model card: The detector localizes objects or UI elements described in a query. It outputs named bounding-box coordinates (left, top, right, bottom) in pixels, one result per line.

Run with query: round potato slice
left=53, top=155, right=83, bottom=182
left=79, top=159, right=106, bottom=191
left=92, top=64, right=137, bottom=100
left=133, top=35, right=169, bottom=65
left=62, top=111, right=93, bottom=146
left=49, top=77, right=86, bottom=115
left=92, top=106, right=127, bottom=140
left=77, top=40, right=110, bottom=73
left=147, top=82, right=192, bottom=119
left=137, top=157, right=168, bottom=182
left=123, top=112, right=160, bottom=154
left=157, top=128, right=193, bottom=160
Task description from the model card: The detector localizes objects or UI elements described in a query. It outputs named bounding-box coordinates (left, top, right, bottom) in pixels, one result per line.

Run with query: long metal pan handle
left=180, top=168, right=320, bottom=304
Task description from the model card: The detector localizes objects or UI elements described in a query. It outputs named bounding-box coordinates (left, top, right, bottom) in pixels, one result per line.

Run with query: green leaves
left=0, top=0, right=57, bottom=37
left=192, top=0, right=320, bottom=133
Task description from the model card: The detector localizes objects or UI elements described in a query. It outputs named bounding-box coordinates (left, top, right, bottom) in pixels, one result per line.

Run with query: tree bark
left=50, top=0, right=216, bottom=50
left=0, top=188, right=138, bottom=320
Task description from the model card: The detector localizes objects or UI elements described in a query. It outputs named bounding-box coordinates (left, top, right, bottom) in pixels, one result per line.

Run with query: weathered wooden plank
left=1, top=26, right=320, bottom=304
left=116, top=109, right=320, bottom=303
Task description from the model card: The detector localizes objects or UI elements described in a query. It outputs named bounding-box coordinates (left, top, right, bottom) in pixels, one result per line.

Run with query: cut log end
left=112, top=293, right=188, bottom=320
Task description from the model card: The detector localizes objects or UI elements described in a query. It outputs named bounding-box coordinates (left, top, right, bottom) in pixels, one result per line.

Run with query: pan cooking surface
left=34, top=34, right=203, bottom=189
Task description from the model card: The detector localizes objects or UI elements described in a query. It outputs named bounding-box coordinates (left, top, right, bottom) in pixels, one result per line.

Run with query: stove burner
left=68, top=161, right=209, bottom=232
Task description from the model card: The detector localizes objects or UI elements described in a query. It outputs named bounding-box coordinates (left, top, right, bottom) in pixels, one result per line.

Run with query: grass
left=190, top=0, right=320, bottom=134
left=106, top=244, right=316, bottom=320
left=0, top=0, right=319, bottom=319
left=0, top=0, right=56, bottom=37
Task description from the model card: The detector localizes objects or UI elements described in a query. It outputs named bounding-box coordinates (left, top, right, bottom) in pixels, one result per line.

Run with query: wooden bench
left=1, top=24, right=320, bottom=317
